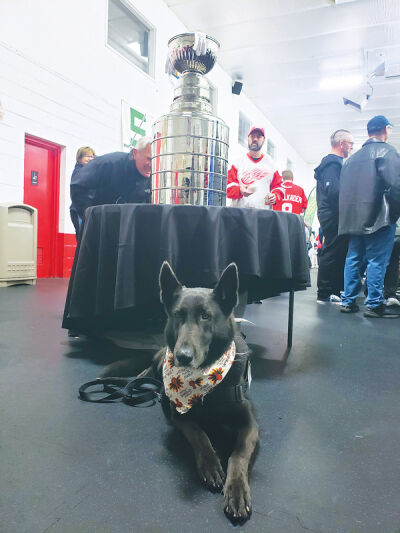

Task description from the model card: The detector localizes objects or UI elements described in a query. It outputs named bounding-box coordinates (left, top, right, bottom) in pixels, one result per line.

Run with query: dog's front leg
left=173, top=415, right=225, bottom=492
left=224, top=405, right=259, bottom=523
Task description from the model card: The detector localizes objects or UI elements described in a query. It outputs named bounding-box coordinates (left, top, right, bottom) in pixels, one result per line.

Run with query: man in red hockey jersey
left=272, top=170, right=308, bottom=215
left=227, top=126, right=283, bottom=209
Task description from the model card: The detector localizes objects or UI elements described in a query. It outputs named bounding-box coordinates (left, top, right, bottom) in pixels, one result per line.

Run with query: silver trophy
left=151, top=33, right=229, bottom=206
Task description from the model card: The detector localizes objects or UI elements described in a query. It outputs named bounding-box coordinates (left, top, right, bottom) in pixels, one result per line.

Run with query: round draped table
left=62, top=204, right=310, bottom=348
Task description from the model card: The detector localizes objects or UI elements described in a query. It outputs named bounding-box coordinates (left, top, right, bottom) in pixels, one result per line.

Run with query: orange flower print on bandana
left=162, top=342, right=236, bottom=414
left=189, top=377, right=203, bottom=389
left=208, top=367, right=224, bottom=384
left=169, top=375, right=183, bottom=392
left=174, top=398, right=183, bottom=409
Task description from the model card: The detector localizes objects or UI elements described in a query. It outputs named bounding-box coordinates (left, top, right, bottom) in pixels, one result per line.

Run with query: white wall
left=0, top=0, right=314, bottom=235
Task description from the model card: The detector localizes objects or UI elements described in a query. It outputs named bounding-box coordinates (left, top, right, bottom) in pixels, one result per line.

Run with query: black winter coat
left=314, top=154, right=343, bottom=234
left=70, top=152, right=151, bottom=218
left=338, top=138, right=400, bottom=236
left=69, top=163, right=83, bottom=214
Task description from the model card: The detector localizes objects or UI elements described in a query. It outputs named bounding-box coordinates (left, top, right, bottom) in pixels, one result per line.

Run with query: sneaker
left=386, top=297, right=400, bottom=307
left=317, top=294, right=342, bottom=305
left=364, top=303, right=400, bottom=318
left=340, top=303, right=360, bottom=313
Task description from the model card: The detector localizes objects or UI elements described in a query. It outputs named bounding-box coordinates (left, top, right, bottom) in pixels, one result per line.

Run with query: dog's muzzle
left=175, top=346, right=194, bottom=366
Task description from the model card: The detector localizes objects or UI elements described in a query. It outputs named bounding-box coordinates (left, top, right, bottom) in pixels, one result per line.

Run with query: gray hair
left=134, top=136, right=152, bottom=151
left=330, top=129, right=351, bottom=147
left=282, top=169, right=293, bottom=181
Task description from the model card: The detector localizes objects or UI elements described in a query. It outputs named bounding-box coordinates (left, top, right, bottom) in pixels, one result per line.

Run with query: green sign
left=129, top=107, right=146, bottom=147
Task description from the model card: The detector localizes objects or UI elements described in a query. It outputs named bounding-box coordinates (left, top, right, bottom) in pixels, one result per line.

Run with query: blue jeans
left=341, top=224, right=396, bottom=308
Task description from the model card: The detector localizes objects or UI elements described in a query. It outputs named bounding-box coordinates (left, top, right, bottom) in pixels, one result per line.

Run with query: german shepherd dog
left=103, top=262, right=259, bottom=523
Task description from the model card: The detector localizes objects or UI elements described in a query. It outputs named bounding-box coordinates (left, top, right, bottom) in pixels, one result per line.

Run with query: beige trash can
left=0, top=203, right=37, bottom=287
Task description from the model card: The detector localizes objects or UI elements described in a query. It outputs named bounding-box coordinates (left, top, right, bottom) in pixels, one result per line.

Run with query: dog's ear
left=213, top=263, right=239, bottom=316
left=159, top=261, right=182, bottom=309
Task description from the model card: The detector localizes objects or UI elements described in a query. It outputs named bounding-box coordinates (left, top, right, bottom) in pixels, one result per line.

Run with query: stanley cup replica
left=151, top=33, right=229, bottom=206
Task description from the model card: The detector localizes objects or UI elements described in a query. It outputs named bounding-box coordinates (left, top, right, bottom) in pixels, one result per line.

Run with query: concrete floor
left=1, top=272, right=399, bottom=533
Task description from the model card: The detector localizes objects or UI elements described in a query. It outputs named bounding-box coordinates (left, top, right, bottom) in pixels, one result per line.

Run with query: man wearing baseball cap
left=227, top=127, right=283, bottom=209
left=339, top=116, right=400, bottom=318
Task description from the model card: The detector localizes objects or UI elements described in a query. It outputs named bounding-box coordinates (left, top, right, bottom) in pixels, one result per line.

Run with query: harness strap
left=201, top=358, right=250, bottom=407
left=201, top=381, right=247, bottom=406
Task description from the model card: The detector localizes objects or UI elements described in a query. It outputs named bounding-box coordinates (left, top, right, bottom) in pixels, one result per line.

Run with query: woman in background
left=69, top=146, right=95, bottom=238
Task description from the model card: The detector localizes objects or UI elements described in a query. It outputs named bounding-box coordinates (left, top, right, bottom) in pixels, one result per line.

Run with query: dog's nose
left=175, top=348, right=193, bottom=366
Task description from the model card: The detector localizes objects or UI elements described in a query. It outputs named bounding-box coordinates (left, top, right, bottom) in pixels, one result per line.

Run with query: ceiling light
left=320, top=74, right=363, bottom=90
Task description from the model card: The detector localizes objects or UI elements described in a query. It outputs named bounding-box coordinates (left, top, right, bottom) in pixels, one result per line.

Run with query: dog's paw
left=197, top=456, right=226, bottom=492
left=223, top=478, right=252, bottom=524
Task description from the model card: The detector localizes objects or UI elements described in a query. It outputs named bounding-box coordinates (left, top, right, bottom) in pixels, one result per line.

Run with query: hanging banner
left=121, top=100, right=153, bottom=152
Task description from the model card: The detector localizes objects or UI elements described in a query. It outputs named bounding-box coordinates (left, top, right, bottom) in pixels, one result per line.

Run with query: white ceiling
left=163, top=0, right=400, bottom=164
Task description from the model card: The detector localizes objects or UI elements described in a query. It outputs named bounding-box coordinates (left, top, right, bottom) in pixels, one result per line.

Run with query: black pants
left=384, top=236, right=400, bottom=298
left=317, top=226, right=348, bottom=299
left=70, top=208, right=82, bottom=242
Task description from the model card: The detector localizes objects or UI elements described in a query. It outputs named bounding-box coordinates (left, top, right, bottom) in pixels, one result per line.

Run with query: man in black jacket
left=314, top=129, right=354, bottom=303
left=70, top=136, right=152, bottom=232
left=339, top=116, right=400, bottom=318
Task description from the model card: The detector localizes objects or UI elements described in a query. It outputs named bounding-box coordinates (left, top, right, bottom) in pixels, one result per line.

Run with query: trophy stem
left=171, top=72, right=213, bottom=114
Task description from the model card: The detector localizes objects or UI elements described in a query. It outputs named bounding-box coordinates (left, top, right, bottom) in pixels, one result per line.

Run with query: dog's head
left=159, top=262, right=238, bottom=369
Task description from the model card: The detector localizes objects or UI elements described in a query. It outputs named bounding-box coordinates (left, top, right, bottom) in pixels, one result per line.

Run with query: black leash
left=79, top=376, right=164, bottom=407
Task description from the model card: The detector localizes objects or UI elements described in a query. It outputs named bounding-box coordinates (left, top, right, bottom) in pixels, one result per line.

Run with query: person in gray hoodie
left=314, top=129, right=354, bottom=303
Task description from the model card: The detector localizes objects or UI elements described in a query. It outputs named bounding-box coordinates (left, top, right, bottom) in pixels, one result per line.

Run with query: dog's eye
left=200, top=312, right=211, bottom=320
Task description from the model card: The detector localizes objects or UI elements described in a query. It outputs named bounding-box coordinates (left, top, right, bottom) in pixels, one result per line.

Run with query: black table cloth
left=62, top=204, right=310, bottom=334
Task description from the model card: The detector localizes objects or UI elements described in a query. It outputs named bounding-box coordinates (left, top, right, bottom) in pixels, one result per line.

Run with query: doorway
left=24, top=135, right=61, bottom=278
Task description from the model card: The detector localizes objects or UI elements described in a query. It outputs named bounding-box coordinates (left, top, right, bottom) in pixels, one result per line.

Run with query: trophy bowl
left=168, top=33, right=220, bottom=75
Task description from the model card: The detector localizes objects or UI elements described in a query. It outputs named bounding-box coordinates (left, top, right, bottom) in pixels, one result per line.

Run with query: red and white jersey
left=227, top=153, right=282, bottom=209
left=272, top=180, right=308, bottom=215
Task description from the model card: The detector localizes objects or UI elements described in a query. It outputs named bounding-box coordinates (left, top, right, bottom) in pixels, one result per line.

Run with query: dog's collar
left=162, top=341, right=236, bottom=414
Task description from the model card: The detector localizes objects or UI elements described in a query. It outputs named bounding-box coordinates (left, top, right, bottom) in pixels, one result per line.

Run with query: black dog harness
left=79, top=335, right=250, bottom=408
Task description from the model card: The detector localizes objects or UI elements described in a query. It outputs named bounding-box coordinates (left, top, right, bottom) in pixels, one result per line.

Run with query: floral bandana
left=162, top=342, right=236, bottom=414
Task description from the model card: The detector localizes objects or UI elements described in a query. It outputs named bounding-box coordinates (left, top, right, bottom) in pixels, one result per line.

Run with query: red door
left=24, top=135, right=60, bottom=278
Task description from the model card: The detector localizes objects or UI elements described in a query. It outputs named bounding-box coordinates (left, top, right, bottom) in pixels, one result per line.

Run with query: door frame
left=24, top=134, right=61, bottom=277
